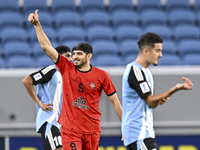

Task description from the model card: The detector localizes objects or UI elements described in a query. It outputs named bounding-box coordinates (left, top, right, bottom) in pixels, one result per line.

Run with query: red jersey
left=56, top=54, right=116, bottom=134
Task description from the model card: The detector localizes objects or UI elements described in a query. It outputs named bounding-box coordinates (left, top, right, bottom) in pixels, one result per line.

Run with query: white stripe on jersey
left=42, top=66, right=55, bottom=75
left=141, top=142, right=148, bottom=150
left=133, top=66, right=144, bottom=81
left=47, top=130, right=56, bottom=150
left=138, top=106, right=146, bottom=140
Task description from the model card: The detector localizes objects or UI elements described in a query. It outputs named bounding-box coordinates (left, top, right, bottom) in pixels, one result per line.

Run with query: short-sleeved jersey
left=121, top=61, right=155, bottom=147
left=55, top=54, right=116, bottom=134
left=30, top=65, right=63, bottom=137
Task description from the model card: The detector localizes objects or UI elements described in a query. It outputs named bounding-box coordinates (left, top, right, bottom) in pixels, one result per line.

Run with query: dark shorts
left=127, top=138, right=159, bottom=150
left=39, top=122, right=62, bottom=150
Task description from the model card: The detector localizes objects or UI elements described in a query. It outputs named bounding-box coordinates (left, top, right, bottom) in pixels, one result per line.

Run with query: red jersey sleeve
left=55, top=54, right=73, bottom=75
left=102, top=71, right=116, bottom=96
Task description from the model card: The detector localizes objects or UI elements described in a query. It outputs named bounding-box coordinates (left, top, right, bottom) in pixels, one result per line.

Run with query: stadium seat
left=58, top=27, right=85, bottom=44
left=123, top=54, right=138, bottom=65
left=95, top=55, right=123, bottom=66
left=165, top=0, right=191, bottom=13
left=84, top=11, right=110, bottom=29
left=3, top=41, right=31, bottom=59
left=92, top=41, right=119, bottom=58
left=137, top=0, right=162, bottom=13
left=87, top=26, right=114, bottom=43
left=120, top=40, right=139, bottom=57
left=162, top=41, right=177, bottom=55
left=51, top=0, right=76, bottom=14
left=178, top=40, right=200, bottom=58
left=196, top=11, right=200, bottom=27
left=32, top=43, right=47, bottom=59
left=0, top=0, right=19, bottom=13
left=158, top=54, right=181, bottom=66
left=0, top=12, right=24, bottom=30
left=109, top=0, right=133, bottom=13
left=80, top=0, right=105, bottom=13
left=173, top=25, right=200, bottom=43
left=0, top=59, right=6, bottom=68
left=1, top=27, right=27, bottom=45
left=182, top=54, right=200, bottom=65
left=26, top=12, right=53, bottom=30
left=54, top=11, right=82, bottom=29
left=194, top=0, right=200, bottom=13
left=7, top=56, right=35, bottom=68
left=112, top=10, right=138, bottom=29
left=36, top=55, right=54, bottom=68
left=169, top=10, right=196, bottom=28
left=23, top=0, right=48, bottom=16
left=62, top=40, right=84, bottom=50
left=29, top=27, right=57, bottom=44
left=145, top=25, right=172, bottom=41
left=140, top=10, right=168, bottom=28
left=116, top=25, right=143, bottom=43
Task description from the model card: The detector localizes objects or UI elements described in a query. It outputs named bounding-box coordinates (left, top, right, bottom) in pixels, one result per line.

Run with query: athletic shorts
left=61, top=126, right=101, bottom=150
left=39, top=122, right=62, bottom=150
left=127, top=138, right=159, bottom=150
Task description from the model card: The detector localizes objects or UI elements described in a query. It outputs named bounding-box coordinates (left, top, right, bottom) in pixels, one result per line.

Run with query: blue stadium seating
left=92, top=41, right=119, bottom=58
left=1, top=27, right=27, bottom=45
left=51, top=0, right=76, bottom=14
left=145, top=25, right=172, bottom=41
left=162, top=41, right=177, bottom=55
left=123, top=54, right=138, bottom=65
left=116, top=25, right=143, bottom=43
left=178, top=40, right=200, bottom=58
left=35, top=55, right=54, bottom=68
left=182, top=54, right=200, bottom=65
left=0, top=0, right=19, bottom=13
left=173, top=25, right=200, bottom=43
left=95, top=55, right=123, bottom=66
left=140, top=10, right=168, bottom=28
left=3, top=41, right=31, bottom=59
left=58, top=27, right=85, bottom=44
left=0, top=59, right=6, bottom=68
left=109, top=0, right=133, bottom=13
left=112, top=10, right=138, bottom=29
left=169, top=10, right=196, bottom=28
left=84, top=11, right=110, bottom=29
left=62, top=40, right=84, bottom=50
left=87, top=26, right=114, bottom=43
left=23, top=0, right=48, bottom=16
left=0, top=12, right=24, bottom=30
left=54, top=11, right=82, bottom=29
left=120, top=40, right=138, bottom=57
left=80, top=0, right=105, bottom=13
left=32, top=43, right=47, bottom=59
left=7, top=56, right=35, bottom=68
left=158, top=54, right=181, bottom=66
left=165, top=0, right=191, bottom=13
left=137, top=0, right=162, bottom=13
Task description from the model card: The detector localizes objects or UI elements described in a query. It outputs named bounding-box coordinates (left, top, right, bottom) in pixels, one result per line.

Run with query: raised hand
left=28, top=9, right=39, bottom=26
left=158, top=97, right=169, bottom=105
left=176, top=77, right=193, bottom=90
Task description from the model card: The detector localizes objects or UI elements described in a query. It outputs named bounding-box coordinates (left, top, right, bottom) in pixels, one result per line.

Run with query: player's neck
left=135, top=56, right=150, bottom=68
left=77, top=64, right=91, bottom=72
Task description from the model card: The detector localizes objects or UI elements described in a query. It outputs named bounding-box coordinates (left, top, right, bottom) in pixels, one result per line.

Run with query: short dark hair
left=137, top=32, right=163, bottom=50
left=55, top=45, right=71, bottom=54
left=72, top=42, right=93, bottom=54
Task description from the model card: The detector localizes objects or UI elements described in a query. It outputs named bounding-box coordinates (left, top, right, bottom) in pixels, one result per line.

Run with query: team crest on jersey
left=89, top=83, right=96, bottom=89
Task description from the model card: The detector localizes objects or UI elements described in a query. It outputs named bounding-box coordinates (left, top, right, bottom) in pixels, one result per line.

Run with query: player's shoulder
left=40, top=65, right=57, bottom=75
left=92, top=66, right=108, bottom=75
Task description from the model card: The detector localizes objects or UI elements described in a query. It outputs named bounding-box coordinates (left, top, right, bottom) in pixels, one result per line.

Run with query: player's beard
left=74, top=57, right=87, bottom=68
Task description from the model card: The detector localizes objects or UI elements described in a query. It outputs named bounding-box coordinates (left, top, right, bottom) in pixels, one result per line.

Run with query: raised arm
left=28, top=10, right=58, bottom=63
left=145, top=77, right=193, bottom=108
left=108, top=93, right=122, bottom=121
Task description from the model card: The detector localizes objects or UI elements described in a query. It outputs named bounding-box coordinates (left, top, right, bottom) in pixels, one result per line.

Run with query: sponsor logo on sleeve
left=139, top=82, right=150, bottom=93
left=33, top=73, right=42, bottom=81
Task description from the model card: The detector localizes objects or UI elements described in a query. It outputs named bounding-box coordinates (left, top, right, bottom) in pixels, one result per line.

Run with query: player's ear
left=87, top=53, right=92, bottom=60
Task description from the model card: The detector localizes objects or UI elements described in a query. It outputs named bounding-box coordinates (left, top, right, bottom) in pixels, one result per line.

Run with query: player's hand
left=158, top=97, right=169, bottom=105
left=28, top=9, right=39, bottom=26
left=121, top=134, right=124, bottom=141
left=37, top=101, right=53, bottom=113
left=176, top=77, right=193, bottom=90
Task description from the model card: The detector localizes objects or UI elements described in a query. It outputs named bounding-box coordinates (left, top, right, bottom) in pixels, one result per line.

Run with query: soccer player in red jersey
left=28, top=10, right=122, bottom=150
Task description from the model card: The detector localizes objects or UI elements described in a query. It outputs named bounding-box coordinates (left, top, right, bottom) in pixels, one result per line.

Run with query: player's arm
left=28, top=10, right=58, bottom=63
left=145, top=77, right=193, bottom=108
left=108, top=93, right=122, bottom=121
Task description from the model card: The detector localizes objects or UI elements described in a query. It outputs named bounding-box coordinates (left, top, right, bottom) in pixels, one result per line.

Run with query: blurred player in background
left=122, top=32, right=193, bottom=150
left=22, top=45, right=72, bottom=150
left=28, top=10, right=122, bottom=150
